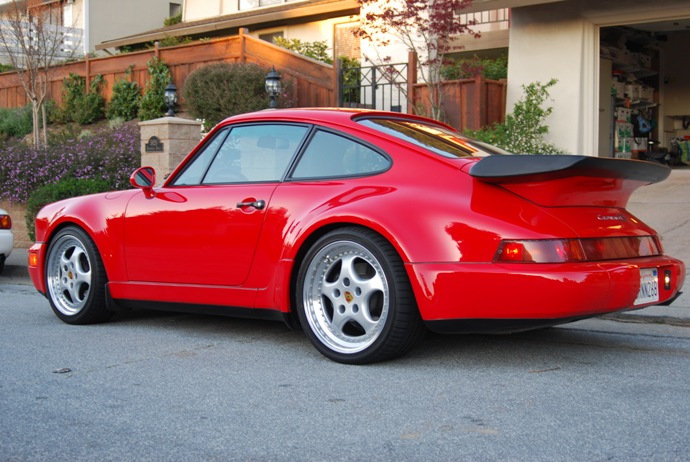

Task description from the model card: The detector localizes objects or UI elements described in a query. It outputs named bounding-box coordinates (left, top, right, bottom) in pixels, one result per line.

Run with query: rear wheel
left=45, top=226, right=112, bottom=324
left=296, top=227, right=424, bottom=364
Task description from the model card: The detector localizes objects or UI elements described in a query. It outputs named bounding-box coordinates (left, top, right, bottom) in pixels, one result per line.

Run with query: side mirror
left=130, top=166, right=156, bottom=198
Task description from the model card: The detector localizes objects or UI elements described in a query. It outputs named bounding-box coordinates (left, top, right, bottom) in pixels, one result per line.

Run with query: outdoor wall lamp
left=164, top=83, right=178, bottom=117
left=265, top=67, right=281, bottom=109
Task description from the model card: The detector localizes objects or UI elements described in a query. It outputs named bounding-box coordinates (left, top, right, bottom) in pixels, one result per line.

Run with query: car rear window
left=357, top=118, right=509, bottom=158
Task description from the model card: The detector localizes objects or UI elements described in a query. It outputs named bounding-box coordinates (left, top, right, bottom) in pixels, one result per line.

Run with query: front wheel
left=296, top=227, right=424, bottom=364
left=45, top=226, right=112, bottom=325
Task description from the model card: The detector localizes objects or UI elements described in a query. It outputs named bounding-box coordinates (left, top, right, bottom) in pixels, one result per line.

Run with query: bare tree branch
left=0, top=0, right=82, bottom=147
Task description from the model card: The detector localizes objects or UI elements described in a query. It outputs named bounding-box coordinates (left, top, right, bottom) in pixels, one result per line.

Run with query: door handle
left=236, top=199, right=266, bottom=210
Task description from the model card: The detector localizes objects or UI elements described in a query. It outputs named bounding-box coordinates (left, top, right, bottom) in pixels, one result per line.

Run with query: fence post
left=85, top=54, right=90, bottom=90
left=474, top=75, right=487, bottom=130
left=335, top=58, right=343, bottom=107
left=239, top=28, right=248, bottom=63
left=406, top=51, right=417, bottom=114
left=139, top=117, right=203, bottom=185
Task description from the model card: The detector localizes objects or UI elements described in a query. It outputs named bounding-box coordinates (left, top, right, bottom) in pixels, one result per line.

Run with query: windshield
left=357, top=118, right=512, bottom=158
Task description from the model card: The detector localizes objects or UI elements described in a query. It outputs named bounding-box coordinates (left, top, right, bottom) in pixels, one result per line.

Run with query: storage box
left=612, top=81, right=625, bottom=98
left=615, top=107, right=632, bottom=123
left=625, top=84, right=642, bottom=100
left=640, top=86, right=654, bottom=102
left=615, top=137, right=633, bottom=154
left=610, top=48, right=628, bottom=64
left=616, top=122, right=634, bottom=139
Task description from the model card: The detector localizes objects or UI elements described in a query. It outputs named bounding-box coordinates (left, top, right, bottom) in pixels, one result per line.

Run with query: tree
left=0, top=0, right=81, bottom=147
left=356, top=0, right=480, bottom=121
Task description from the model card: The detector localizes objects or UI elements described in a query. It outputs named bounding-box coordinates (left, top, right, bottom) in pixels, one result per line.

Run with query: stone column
left=138, top=117, right=203, bottom=185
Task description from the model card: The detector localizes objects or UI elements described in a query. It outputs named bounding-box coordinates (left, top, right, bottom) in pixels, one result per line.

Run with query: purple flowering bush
left=0, top=122, right=140, bottom=204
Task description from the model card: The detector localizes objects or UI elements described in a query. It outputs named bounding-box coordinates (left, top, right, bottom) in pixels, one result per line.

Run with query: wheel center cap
left=68, top=271, right=73, bottom=279
left=344, top=291, right=354, bottom=303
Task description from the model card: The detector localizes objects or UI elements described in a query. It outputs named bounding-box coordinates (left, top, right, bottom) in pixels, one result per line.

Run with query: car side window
left=291, top=130, right=390, bottom=179
left=172, top=128, right=229, bottom=186
left=203, top=124, right=308, bottom=184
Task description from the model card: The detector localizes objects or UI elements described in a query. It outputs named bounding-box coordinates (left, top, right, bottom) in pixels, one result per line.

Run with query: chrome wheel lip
left=302, top=240, right=390, bottom=355
left=46, top=235, right=92, bottom=317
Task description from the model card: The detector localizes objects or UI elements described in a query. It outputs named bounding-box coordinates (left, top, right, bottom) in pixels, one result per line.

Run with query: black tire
left=45, top=226, right=112, bottom=325
left=296, top=227, right=425, bottom=364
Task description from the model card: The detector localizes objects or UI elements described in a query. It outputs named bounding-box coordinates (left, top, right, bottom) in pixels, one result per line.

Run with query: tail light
left=0, top=214, right=11, bottom=230
left=495, top=236, right=661, bottom=263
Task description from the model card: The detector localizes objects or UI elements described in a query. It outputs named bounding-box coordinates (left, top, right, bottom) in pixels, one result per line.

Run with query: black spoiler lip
left=469, top=155, right=671, bottom=184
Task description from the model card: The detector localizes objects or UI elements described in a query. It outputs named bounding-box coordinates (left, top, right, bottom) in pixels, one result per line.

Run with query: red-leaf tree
left=356, top=0, right=480, bottom=121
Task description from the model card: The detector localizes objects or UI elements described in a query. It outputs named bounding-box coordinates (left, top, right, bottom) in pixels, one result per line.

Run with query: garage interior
left=600, top=19, right=690, bottom=162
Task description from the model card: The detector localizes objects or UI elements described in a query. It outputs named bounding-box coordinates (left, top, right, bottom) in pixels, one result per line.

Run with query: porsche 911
left=28, top=108, right=685, bottom=363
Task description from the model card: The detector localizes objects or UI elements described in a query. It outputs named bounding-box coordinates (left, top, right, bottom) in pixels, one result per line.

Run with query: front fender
left=34, top=189, right=139, bottom=284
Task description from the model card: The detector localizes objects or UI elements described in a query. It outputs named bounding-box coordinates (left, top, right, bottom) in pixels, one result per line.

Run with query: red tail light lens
left=496, top=239, right=585, bottom=263
left=0, top=214, right=11, bottom=230
left=579, top=236, right=660, bottom=260
left=495, top=236, right=660, bottom=263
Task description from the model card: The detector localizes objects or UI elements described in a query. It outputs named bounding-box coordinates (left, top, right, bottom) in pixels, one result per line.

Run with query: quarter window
left=291, top=131, right=390, bottom=179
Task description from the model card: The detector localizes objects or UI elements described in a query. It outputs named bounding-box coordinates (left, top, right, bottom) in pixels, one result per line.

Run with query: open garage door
left=599, top=20, right=690, bottom=163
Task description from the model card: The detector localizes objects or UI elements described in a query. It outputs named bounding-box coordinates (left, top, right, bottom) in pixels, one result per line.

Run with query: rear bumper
left=407, top=256, right=685, bottom=332
left=0, top=230, right=13, bottom=258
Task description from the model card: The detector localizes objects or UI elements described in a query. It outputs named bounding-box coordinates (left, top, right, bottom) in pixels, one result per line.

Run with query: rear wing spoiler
left=469, top=155, right=670, bottom=185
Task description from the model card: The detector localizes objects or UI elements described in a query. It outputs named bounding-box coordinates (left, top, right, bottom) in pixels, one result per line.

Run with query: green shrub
left=465, top=79, right=566, bottom=155
left=339, top=56, right=361, bottom=104
left=158, top=36, right=193, bottom=48
left=107, top=68, right=141, bottom=120
left=60, top=73, right=106, bottom=124
left=138, top=57, right=171, bottom=121
left=163, top=12, right=182, bottom=27
left=0, top=104, right=33, bottom=139
left=273, top=37, right=333, bottom=64
left=25, top=178, right=113, bottom=241
left=441, top=55, right=508, bottom=81
left=182, top=62, right=272, bottom=129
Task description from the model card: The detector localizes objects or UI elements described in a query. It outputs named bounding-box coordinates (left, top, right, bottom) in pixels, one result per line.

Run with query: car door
left=123, top=123, right=309, bottom=286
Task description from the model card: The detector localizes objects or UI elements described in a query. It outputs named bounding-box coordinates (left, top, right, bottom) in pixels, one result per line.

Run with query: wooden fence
left=0, top=31, right=504, bottom=133
left=410, top=75, right=507, bottom=132
left=0, top=28, right=336, bottom=110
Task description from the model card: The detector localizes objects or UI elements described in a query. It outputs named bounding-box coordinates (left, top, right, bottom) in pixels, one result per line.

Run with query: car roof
left=219, top=108, right=457, bottom=131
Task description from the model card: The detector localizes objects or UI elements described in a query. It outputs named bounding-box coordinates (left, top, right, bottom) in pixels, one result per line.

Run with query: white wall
left=508, top=3, right=595, bottom=155
left=88, top=0, right=175, bottom=54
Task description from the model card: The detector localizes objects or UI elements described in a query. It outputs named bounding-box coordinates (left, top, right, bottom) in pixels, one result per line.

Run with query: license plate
left=634, top=268, right=659, bottom=305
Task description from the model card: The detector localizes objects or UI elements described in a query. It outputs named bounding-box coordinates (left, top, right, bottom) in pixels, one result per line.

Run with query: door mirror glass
left=130, top=166, right=156, bottom=189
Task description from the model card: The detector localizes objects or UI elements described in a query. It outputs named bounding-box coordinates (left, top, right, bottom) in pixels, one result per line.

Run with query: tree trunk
left=41, top=103, right=47, bottom=145
left=31, top=99, right=40, bottom=148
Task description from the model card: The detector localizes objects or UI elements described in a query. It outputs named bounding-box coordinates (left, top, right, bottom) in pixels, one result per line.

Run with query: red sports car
left=28, top=108, right=685, bottom=363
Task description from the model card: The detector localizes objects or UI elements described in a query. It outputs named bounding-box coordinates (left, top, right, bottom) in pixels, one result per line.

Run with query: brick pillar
left=138, top=117, right=203, bottom=185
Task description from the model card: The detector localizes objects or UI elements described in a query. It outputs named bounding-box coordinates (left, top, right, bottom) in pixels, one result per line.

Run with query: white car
left=0, top=208, right=13, bottom=274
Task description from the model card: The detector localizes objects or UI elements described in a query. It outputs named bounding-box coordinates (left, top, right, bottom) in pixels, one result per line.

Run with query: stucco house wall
left=507, top=0, right=690, bottom=156
left=86, top=0, right=176, bottom=54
